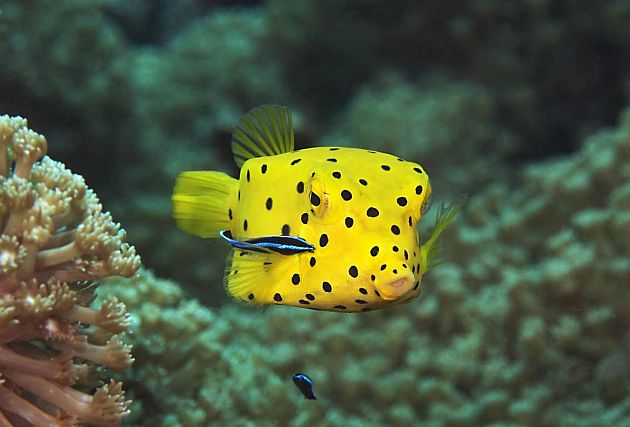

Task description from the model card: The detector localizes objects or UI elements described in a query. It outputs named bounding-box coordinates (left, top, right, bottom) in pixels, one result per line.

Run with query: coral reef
left=0, top=116, right=141, bottom=426
left=100, top=107, right=630, bottom=426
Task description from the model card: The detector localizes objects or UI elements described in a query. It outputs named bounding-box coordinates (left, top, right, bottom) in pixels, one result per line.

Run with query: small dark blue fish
left=292, top=373, right=317, bottom=400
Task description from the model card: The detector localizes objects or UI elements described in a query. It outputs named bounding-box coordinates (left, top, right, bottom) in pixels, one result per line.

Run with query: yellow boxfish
left=172, top=105, right=464, bottom=312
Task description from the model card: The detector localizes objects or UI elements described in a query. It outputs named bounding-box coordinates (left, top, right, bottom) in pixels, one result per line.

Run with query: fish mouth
left=377, top=276, right=414, bottom=301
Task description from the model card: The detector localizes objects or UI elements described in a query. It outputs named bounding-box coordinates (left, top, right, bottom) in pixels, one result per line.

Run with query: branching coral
left=0, top=115, right=141, bottom=426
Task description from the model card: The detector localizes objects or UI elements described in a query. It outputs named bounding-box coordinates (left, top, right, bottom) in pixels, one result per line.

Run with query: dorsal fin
left=231, top=105, right=295, bottom=168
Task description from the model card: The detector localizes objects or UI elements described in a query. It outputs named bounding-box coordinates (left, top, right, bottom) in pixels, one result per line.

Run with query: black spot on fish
left=310, top=192, right=321, bottom=206
left=282, top=224, right=291, bottom=235
left=359, top=179, right=368, bottom=186
left=361, top=307, right=372, bottom=312
left=375, top=290, right=380, bottom=297
left=248, top=293, right=254, bottom=300
left=414, top=167, right=423, bottom=174
left=332, top=171, right=341, bottom=179
left=319, top=234, right=328, bottom=247
left=404, top=250, right=409, bottom=260
left=412, top=265, right=416, bottom=274
left=299, top=299, right=310, bottom=305
left=228, top=208, right=233, bottom=220
left=393, top=246, right=399, bottom=252
left=292, top=273, right=300, bottom=285
left=243, top=219, right=248, bottom=231
left=408, top=216, right=413, bottom=227
left=370, top=246, right=379, bottom=256
left=413, top=281, right=420, bottom=290
left=355, top=299, right=368, bottom=304
left=402, top=263, right=407, bottom=268
left=416, top=185, right=423, bottom=194
left=246, top=169, right=251, bottom=182
left=266, top=198, right=273, bottom=210
left=349, top=265, right=358, bottom=278
left=310, top=257, right=316, bottom=267
left=397, top=197, right=407, bottom=206
left=326, top=158, right=337, bottom=162
left=297, top=181, right=305, bottom=193
left=341, top=190, right=352, bottom=201
left=391, top=225, right=400, bottom=235
left=238, top=190, right=240, bottom=200
left=359, top=287, right=368, bottom=295
left=367, top=207, right=379, bottom=217
left=274, top=293, right=282, bottom=302
left=301, top=213, right=309, bottom=224
left=381, top=165, right=391, bottom=171
left=322, top=281, right=332, bottom=292
left=291, top=158, right=302, bottom=165
left=334, top=305, right=346, bottom=310
left=261, top=164, right=267, bottom=174
left=345, top=217, right=354, bottom=228
left=380, top=264, right=387, bottom=271
left=393, top=269, right=398, bottom=274
left=329, top=147, right=340, bottom=151
left=305, top=293, right=315, bottom=300
left=371, top=274, right=376, bottom=281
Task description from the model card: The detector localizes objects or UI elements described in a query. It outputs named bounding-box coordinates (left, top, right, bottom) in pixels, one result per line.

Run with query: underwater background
left=1, top=0, right=629, bottom=425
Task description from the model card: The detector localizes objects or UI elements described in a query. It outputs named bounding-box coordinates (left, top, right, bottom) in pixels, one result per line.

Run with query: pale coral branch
left=0, top=382, right=62, bottom=427
left=63, top=299, right=129, bottom=334
left=35, top=242, right=82, bottom=269
left=52, top=335, right=133, bottom=371
left=41, top=230, right=75, bottom=251
left=0, top=346, right=76, bottom=385
left=4, top=371, right=129, bottom=427
left=0, top=323, right=41, bottom=345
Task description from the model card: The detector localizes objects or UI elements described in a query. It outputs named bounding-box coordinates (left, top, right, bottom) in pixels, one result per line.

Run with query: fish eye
left=310, top=191, right=321, bottom=207
left=308, top=175, right=329, bottom=218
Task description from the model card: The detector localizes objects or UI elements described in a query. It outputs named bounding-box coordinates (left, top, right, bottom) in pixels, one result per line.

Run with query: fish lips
left=376, top=274, right=415, bottom=301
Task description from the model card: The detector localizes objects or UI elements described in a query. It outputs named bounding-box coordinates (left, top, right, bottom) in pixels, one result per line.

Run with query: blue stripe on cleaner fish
left=219, top=230, right=315, bottom=255
left=171, top=105, right=465, bottom=312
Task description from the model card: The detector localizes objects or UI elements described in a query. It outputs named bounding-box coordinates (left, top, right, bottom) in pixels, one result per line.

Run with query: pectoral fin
left=421, top=195, right=467, bottom=273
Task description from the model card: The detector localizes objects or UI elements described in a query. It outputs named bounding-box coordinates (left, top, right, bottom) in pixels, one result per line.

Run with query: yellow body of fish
left=172, top=105, right=463, bottom=312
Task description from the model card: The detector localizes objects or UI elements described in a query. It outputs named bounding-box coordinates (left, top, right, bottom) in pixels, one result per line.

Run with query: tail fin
left=172, top=171, right=238, bottom=238
left=421, top=195, right=467, bottom=274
